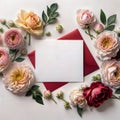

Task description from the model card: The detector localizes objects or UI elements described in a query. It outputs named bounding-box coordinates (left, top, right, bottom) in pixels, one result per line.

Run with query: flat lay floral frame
left=0, top=2, right=120, bottom=118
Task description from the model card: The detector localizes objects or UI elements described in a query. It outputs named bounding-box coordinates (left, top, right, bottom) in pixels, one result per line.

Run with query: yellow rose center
left=101, top=36, right=112, bottom=49
left=11, top=70, right=23, bottom=81
left=114, top=71, right=120, bottom=79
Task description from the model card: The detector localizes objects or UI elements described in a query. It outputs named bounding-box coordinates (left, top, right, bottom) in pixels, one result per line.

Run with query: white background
left=0, top=0, right=120, bottom=120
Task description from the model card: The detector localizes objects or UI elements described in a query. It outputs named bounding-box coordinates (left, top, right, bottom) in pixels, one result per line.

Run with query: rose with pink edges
left=3, top=28, right=24, bottom=49
left=0, top=47, right=10, bottom=72
left=102, top=60, right=120, bottom=88
left=77, top=9, right=96, bottom=28
left=94, top=31, right=120, bottom=61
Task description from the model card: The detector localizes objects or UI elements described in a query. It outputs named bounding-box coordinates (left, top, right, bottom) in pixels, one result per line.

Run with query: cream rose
left=94, top=31, right=120, bottom=61
left=101, top=60, right=120, bottom=88
left=77, top=9, right=96, bottom=28
left=16, top=10, right=43, bottom=36
left=69, top=89, right=87, bottom=108
left=3, top=62, right=35, bottom=95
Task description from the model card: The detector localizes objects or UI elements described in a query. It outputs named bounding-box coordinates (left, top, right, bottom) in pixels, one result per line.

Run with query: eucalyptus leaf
left=47, top=18, right=56, bottom=24
left=15, top=57, right=25, bottom=62
left=115, top=88, right=120, bottom=94
left=42, top=11, right=47, bottom=23
left=50, top=3, right=58, bottom=13
left=77, top=105, right=83, bottom=117
left=105, top=25, right=115, bottom=31
left=25, top=90, right=32, bottom=96
left=107, top=14, right=116, bottom=25
left=100, top=9, right=106, bottom=25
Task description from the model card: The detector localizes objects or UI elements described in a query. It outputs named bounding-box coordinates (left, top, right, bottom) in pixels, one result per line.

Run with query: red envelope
left=28, top=29, right=99, bottom=91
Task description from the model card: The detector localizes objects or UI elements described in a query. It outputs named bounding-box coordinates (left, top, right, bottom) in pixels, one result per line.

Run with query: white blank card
left=35, top=40, right=83, bottom=82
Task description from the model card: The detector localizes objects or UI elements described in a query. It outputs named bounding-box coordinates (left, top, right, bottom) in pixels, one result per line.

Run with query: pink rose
left=77, top=9, right=96, bottom=28
left=83, top=82, right=112, bottom=107
left=3, top=62, right=35, bottom=95
left=94, top=31, right=120, bottom=60
left=3, top=28, right=24, bottom=49
left=0, top=47, right=10, bottom=72
left=102, top=60, right=120, bottom=88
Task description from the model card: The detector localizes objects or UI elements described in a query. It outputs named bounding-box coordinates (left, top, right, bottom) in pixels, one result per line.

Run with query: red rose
left=83, top=82, right=112, bottom=107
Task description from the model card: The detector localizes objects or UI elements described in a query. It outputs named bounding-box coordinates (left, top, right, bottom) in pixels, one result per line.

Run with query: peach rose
left=0, top=47, right=10, bottom=72
left=102, top=60, right=120, bottom=88
left=3, top=62, right=35, bottom=95
left=77, top=9, right=96, bottom=28
left=16, top=10, right=43, bottom=36
left=94, top=31, right=120, bottom=60
left=69, top=89, right=87, bottom=108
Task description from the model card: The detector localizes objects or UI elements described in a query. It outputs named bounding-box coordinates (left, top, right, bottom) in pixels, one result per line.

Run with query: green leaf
left=25, top=90, right=32, bottom=96
left=15, top=57, right=25, bottom=62
left=115, top=88, right=120, bottom=94
left=9, top=49, right=17, bottom=54
left=33, top=94, right=44, bottom=105
left=105, top=25, right=115, bottom=31
left=107, top=14, right=117, bottom=25
left=35, top=90, right=43, bottom=97
left=0, top=72, right=3, bottom=76
left=51, top=12, right=59, bottom=18
left=100, top=9, right=106, bottom=25
left=50, top=3, right=58, bottom=13
left=77, top=105, right=83, bottom=117
left=47, top=6, right=51, bottom=17
left=31, top=85, right=39, bottom=91
left=42, top=11, right=47, bottom=23
left=47, top=18, right=56, bottom=24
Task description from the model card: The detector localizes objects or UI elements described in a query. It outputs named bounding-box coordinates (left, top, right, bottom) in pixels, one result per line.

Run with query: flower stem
left=12, top=50, right=19, bottom=62
left=111, top=95, right=120, bottom=100
left=85, top=27, right=95, bottom=40
left=51, top=97, right=57, bottom=104
left=5, top=24, right=10, bottom=29
left=28, top=33, right=31, bottom=46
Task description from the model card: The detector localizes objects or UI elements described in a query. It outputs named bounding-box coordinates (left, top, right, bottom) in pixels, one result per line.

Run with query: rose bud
left=44, top=90, right=52, bottom=99
left=44, top=90, right=57, bottom=104
left=56, top=90, right=64, bottom=99
left=8, top=20, right=16, bottom=27
left=93, top=23, right=104, bottom=33
left=3, top=28, right=24, bottom=49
